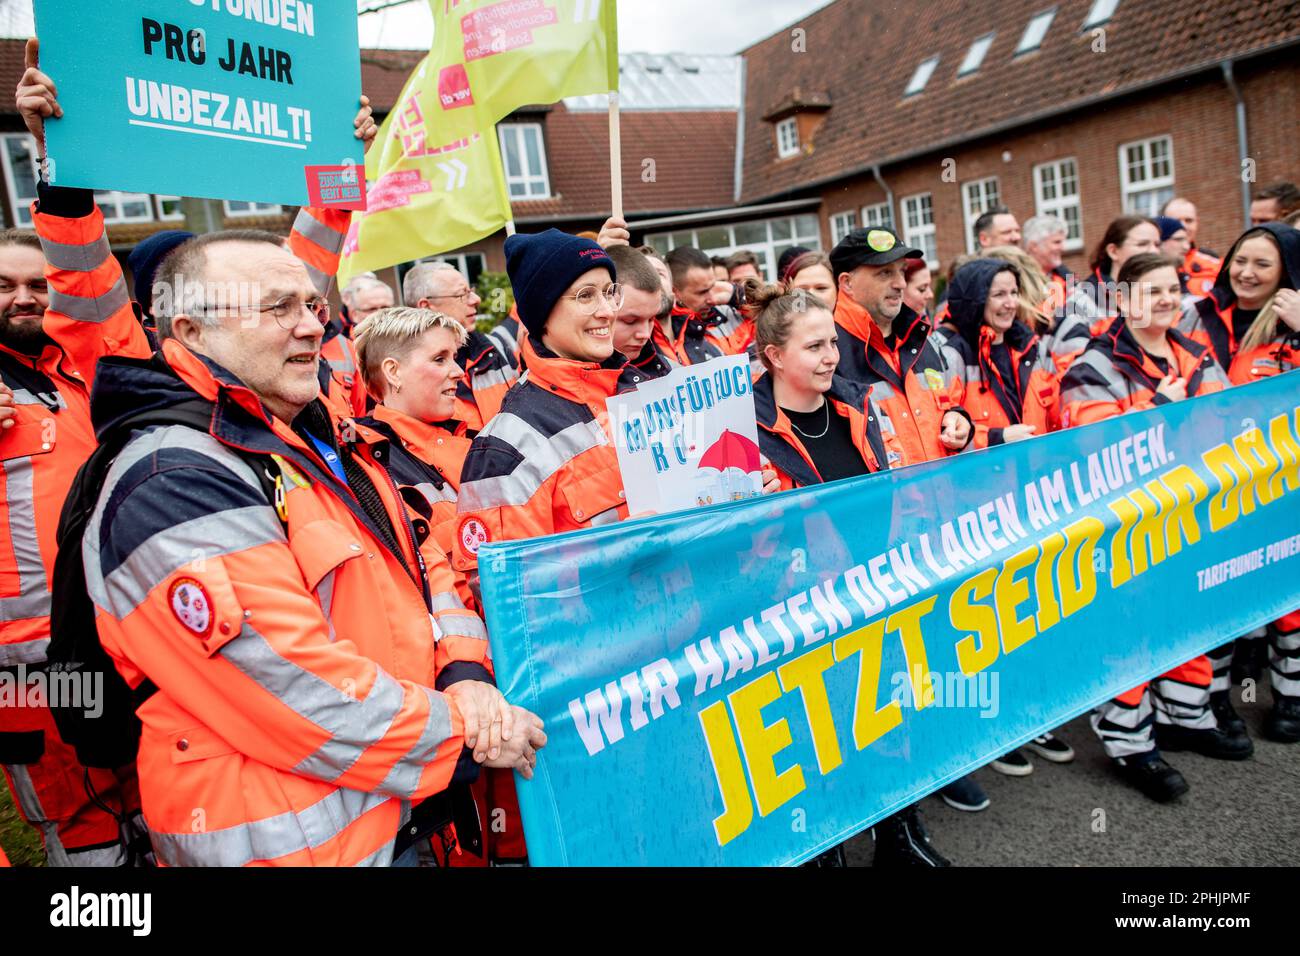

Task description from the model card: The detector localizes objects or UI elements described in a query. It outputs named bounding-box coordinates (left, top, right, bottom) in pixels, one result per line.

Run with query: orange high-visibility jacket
left=1059, top=316, right=1228, bottom=427
left=1183, top=246, right=1221, bottom=298
left=352, top=405, right=481, bottom=619
left=453, top=330, right=521, bottom=432
left=0, top=190, right=152, bottom=667
left=942, top=323, right=1061, bottom=448
left=320, top=320, right=368, bottom=419
left=703, top=304, right=752, bottom=355
left=1228, top=335, right=1300, bottom=384
left=83, top=340, right=472, bottom=867
left=452, top=336, right=636, bottom=589
left=832, top=296, right=970, bottom=465
left=754, top=373, right=901, bottom=490
left=287, top=206, right=373, bottom=420
left=657, top=308, right=727, bottom=367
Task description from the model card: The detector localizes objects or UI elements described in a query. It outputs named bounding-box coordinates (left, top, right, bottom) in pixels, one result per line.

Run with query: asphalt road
left=843, top=684, right=1300, bottom=866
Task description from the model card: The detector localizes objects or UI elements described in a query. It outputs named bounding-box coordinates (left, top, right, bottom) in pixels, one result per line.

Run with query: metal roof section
left=565, top=52, right=743, bottom=111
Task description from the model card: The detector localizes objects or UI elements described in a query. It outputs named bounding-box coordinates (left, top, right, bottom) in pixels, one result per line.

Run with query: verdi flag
left=337, top=55, right=512, bottom=282
left=426, top=0, right=620, bottom=143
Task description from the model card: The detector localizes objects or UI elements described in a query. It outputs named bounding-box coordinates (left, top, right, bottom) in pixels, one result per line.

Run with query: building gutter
left=870, top=165, right=894, bottom=225
left=1219, top=59, right=1252, bottom=229
left=733, top=56, right=747, bottom=203
left=628, top=197, right=821, bottom=231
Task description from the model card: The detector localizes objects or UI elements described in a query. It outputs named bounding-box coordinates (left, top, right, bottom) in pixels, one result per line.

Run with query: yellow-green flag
left=338, top=54, right=513, bottom=283
left=425, top=0, right=619, bottom=143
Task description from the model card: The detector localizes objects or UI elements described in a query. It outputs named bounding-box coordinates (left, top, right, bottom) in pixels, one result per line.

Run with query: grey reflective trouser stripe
left=0, top=456, right=51, bottom=625
left=1206, top=627, right=1267, bottom=695
left=1091, top=694, right=1155, bottom=760
left=148, top=787, right=394, bottom=867
left=4, top=764, right=73, bottom=866
left=1150, top=675, right=1214, bottom=730
left=1271, top=626, right=1300, bottom=699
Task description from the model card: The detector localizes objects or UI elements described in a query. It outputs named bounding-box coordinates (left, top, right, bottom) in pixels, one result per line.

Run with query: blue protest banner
left=479, top=374, right=1300, bottom=866
left=34, top=0, right=363, bottom=206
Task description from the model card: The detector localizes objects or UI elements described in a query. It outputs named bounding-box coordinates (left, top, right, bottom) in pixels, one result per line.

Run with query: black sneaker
left=1263, top=697, right=1300, bottom=744
left=872, top=805, right=953, bottom=867
left=1023, top=731, right=1075, bottom=763
left=1154, top=722, right=1253, bottom=760
left=939, top=775, right=990, bottom=812
left=990, top=749, right=1033, bottom=776
left=1210, top=691, right=1246, bottom=736
left=1114, top=754, right=1189, bottom=803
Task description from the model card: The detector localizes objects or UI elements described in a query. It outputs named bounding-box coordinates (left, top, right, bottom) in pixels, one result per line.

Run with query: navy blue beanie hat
left=128, top=230, right=195, bottom=316
left=504, top=229, right=615, bottom=340
left=1152, top=216, right=1187, bottom=243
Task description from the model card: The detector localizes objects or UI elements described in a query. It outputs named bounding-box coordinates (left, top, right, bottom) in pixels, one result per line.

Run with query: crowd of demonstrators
left=0, top=40, right=544, bottom=869
left=2, top=33, right=1298, bottom=870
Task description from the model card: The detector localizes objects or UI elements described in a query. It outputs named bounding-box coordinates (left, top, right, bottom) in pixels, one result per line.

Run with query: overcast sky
left=0, top=0, right=835, bottom=55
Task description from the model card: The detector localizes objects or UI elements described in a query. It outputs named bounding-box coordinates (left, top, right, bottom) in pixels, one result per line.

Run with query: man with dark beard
left=0, top=40, right=156, bottom=866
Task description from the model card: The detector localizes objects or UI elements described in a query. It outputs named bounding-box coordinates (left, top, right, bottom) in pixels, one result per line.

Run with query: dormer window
left=776, top=117, right=800, bottom=159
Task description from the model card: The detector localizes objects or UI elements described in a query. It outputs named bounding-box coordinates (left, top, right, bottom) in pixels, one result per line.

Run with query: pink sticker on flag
left=438, top=65, right=474, bottom=110
left=304, top=164, right=368, bottom=211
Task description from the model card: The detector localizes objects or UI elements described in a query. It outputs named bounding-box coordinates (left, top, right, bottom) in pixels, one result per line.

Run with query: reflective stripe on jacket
left=1228, top=336, right=1300, bottom=384
left=832, top=296, right=969, bottom=465
left=84, top=341, right=468, bottom=867
left=454, top=330, right=521, bottom=432
left=941, top=322, right=1061, bottom=447
left=0, top=190, right=151, bottom=663
left=1059, top=316, right=1227, bottom=427
left=452, top=337, right=636, bottom=590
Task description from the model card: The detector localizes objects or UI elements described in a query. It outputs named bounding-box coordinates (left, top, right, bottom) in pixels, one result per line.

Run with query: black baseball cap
left=830, top=227, right=923, bottom=278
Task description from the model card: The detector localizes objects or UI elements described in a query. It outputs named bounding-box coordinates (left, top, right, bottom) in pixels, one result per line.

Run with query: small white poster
left=608, top=354, right=764, bottom=516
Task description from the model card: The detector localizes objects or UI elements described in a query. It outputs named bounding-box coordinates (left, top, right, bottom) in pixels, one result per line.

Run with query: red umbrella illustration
left=698, top=430, right=761, bottom=474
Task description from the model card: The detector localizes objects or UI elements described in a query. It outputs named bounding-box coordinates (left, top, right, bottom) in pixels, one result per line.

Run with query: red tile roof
left=739, top=0, right=1300, bottom=203
left=513, top=105, right=736, bottom=222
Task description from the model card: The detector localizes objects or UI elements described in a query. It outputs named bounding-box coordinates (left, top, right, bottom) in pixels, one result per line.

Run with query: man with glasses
left=65, top=229, right=547, bottom=866
left=404, top=262, right=519, bottom=432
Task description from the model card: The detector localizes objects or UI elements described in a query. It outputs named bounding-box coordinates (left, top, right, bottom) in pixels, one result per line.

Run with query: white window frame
left=775, top=117, right=800, bottom=159
left=223, top=200, right=282, bottom=218
left=1033, top=157, right=1084, bottom=252
left=829, top=210, right=857, bottom=244
left=498, top=123, right=551, bottom=200
left=962, top=177, right=1002, bottom=253
left=904, top=56, right=940, bottom=97
left=1118, top=135, right=1174, bottom=217
left=901, top=193, right=937, bottom=268
left=95, top=191, right=154, bottom=225
left=861, top=201, right=894, bottom=231
left=1082, top=0, right=1120, bottom=29
left=155, top=195, right=185, bottom=222
left=416, top=252, right=488, bottom=288
left=959, top=34, right=995, bottom=76
left=0, top=133, right=40, bottom=228
left=645, top=214, right=822, bottom=281
left=1016, top=8, right=1057, bottom=54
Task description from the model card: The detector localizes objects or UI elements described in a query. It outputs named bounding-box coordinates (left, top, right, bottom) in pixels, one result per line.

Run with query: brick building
left=722, top=0, right=1300, bottom=277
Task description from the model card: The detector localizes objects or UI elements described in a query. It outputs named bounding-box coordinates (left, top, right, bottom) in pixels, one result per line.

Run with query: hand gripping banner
left=479, top=374, right=1300, bottom=866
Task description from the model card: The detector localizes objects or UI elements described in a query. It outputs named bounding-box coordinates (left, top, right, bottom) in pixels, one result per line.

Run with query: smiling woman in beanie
left=451, top=229, right=641, bottom=602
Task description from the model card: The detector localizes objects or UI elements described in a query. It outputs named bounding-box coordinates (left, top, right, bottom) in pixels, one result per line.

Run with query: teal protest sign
left=34, top=0, right=363, bottom=206
left=480, top=375, right=1300, bottom=866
